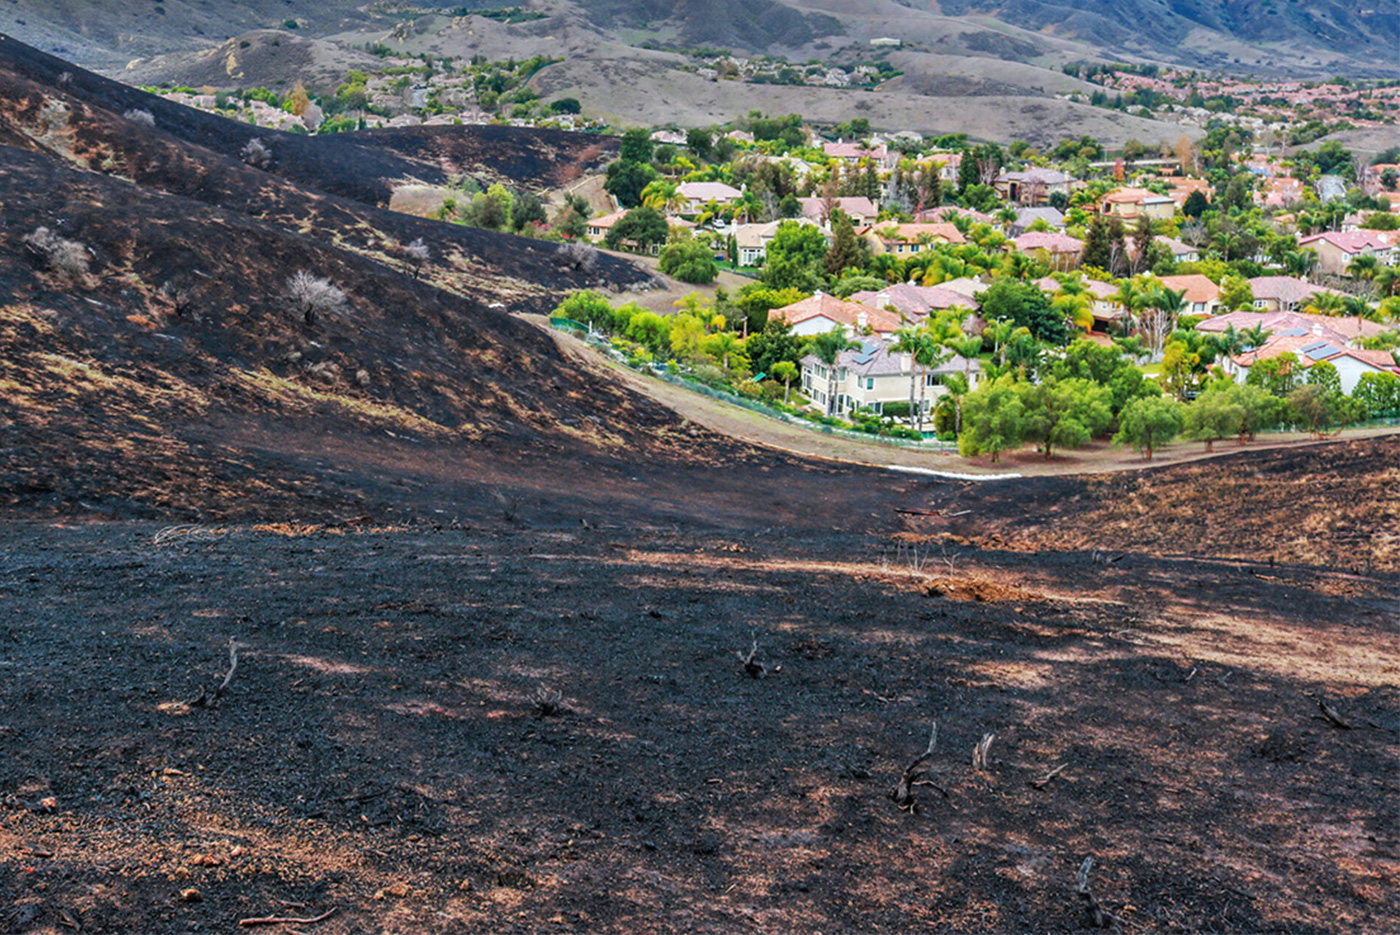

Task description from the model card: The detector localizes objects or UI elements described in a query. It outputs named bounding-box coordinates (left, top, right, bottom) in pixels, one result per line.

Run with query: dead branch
left=736, top=631, right=766, bottom=678
left=891, top=722, right=948, bottom=812
left=1076, top=857, right=1122, bottom=930
left=529, top=685, right=564, bottom=717
left=1029, top=763, right=1066, bottom=790
left=238, top=908, right=336, bottom=927
left=190, top=638, right=242, bottom=708
left=972, top=732, right=995, bottom=771
left=1308, top=693, right=1352, bottom=730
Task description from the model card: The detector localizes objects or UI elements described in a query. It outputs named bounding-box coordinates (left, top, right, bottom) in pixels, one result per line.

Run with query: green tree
left=1218, top=275, right=1254, bottom=312
left=605, top=206, right=669, bottom=252
left=551, top=289, right=614, bottom=330
left=659, top=236, right=718, bottom=284
left=1113, top=394, right=1183, bottom=460
left=824, top=210, right=865, bottom=277
left=745, top=318, right=808, bottom=374
left=625, top=310, right=671, bottom=357
left=1182, top=189, right=1210, bottom=218
left=1246, top=353, right=1301, bottom=397
left=1287, top=383, right=1360, bottom=437
left=1215, top=381, right=1285, bottom=443
left=510, top=191, right=547, bottom=232
left=619, top=127, right=654, bottom=164
left=1183, top=392, right=1244, bottom=451
left=1017, top=378, right=1113, bottom=459
left=975, top=280, right=1070, bottom=345
left=1354, top=371, right=1400, bottom=415
left=958, top=376, right=1026, bottom=463
left=762, top=220, right=829, bottom=291
left=686, top=127, right=713, bottom=161
left=604, top=159, right=659, bottom=208
left=1305, top=359, right=1342, bottom=394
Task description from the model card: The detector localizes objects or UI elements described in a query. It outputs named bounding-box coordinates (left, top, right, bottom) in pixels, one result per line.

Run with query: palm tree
left=1373, top=266, right=1400, bottom=300
left=982, top=319, right=1015, bottom=368
left=994, top=205, right=1019, bottom=234
left=1143, top=285, right=1187, bottom=361
left=1001, top=251, right=1038, bottom=281
left=1346, top=254, right=1380, bottom=282
left=1341, top=294, right=1375, bottom=332
left=770, top=360, right=798, bottom=405
left=1241, top=323, right=1272, bottom=350
left=1212, top=229, right=1240, bottom=262
left=1110, top=278, right=1149, bottom=340
left=945, top=335, right=983, bottom=435
left=809, top=328, right=860, bottom=417
left=1213, top=323, right=1246, bottom=359
left=914, top=335, right=951, bottom=432
left=1051, top=278, right=1094, bottom=333
left=640, top=180, right=683, bottom=214
left=707, top=331, right=744, bottom=371
left=1285, top=248, right=1318, bottom=280
left=1305, top=291, right=1346, bottom=316
left=891, top=326, right=927, bottom=431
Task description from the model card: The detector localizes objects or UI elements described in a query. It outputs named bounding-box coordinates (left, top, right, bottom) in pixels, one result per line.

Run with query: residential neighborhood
left=547, top=109, right=1399, bottom=459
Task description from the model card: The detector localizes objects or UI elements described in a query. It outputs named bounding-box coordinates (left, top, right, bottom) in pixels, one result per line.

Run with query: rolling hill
left=0, top=33, right=737, bottom=520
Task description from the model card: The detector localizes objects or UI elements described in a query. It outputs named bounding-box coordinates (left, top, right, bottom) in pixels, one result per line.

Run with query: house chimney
left=857, top=311, right=868, bottom=329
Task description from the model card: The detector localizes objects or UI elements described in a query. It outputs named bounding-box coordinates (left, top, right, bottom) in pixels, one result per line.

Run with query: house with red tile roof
left=1228, top=336, right=1400, bottom=393
left=796, top=196, right=879, bottom=227
left=848, top=283, right=980, bottom=320
left=1101, top=188, right=1176, bottom=221
left=768, top=292, right=901, bottom=338
left=1010, top=232, right=1083, bottom=271
left=1156, top=274, right=1221, bottom=316
left=676, top=181, right=744, bottom=215
left=1297, top=230, right=1397, bottom=277
left=823, top=140, right=892, bottom=168
left=1198, top=309, right=1392, bottom=345
left=1247, top=276, right=1336, bottom=313
left=862, top=222, right=965, bottom=256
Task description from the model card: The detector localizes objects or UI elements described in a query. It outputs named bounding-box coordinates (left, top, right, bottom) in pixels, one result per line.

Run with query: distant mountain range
left=0, top=0, right=1395, bottom=76
left=929, top=0, right=1400, bottom=72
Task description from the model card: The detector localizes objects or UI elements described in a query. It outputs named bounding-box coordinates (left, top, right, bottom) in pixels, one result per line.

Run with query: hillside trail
left=527, top=314, right=1400, bottom=479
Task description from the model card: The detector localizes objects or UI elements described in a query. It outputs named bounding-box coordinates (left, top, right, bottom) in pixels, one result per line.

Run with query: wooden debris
left=972, top=732, right=995, bottom=771
left=891, top=722, right=948, bottom=812
left=1076, top=857, right=1122, bottom=931
left=191, top=638, right=243, bottom=708
left=736, top=632, right=766, bottom=678
left=1309, top=693, right=1352, bottom=730
left=238, top=908, right=336, bottom=927
left=1029, top=763, right=1067, bottom=790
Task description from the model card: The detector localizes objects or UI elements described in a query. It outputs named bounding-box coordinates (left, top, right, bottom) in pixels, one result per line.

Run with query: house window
left=839, top=368, right=848, bottom=380
left=866, top=377, right=875, bottom=390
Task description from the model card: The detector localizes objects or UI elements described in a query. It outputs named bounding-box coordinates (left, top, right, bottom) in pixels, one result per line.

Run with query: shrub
left=240, top=138, right=274, bottom=170
left=557, top=241, right=598, bottom=274
left=286, top=271, right=348, bottom=325
left=22, top=226, right=90, bottom=282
